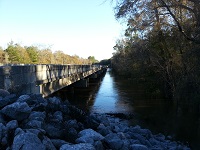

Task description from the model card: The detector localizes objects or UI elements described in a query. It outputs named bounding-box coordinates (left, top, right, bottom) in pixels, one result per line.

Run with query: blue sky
left=0, top=0, right=123, bottom=60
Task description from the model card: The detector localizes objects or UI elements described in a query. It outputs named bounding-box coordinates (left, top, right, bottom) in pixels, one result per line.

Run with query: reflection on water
left=64, top=69, right=199, bottom=149
left=90, top=69, right=133, bottom=113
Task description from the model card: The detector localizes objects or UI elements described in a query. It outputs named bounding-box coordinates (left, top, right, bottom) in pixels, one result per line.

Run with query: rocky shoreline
left=0, top=90, right=190, bottom=150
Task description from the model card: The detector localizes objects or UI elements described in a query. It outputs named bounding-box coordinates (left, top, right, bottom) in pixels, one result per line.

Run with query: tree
left=0, top=47, right=4, bottom=64
left=88, top=56, right=98, bottom=64
left=53, top=50, right=65, bottom=64
left=38, top=49, right=53, bottom=64
left=5, top=43, right=31, bottom=64
left=112, top=0, right=200, bottom=100
left=26, top=46, right=39, bottom=64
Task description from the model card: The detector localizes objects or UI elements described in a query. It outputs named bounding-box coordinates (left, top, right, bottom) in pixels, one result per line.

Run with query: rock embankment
left=0, top=89, right=190, bottom=150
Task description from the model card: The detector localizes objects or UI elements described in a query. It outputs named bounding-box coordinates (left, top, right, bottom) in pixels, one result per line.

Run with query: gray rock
left=130, top=144, right=148, bottom=150
left=104, top=133, right=124, bottom=150
left=26, top=120, right=43, bottom=129
left=130, top=139, right=141, bottom=145
left=98, top=115, right=110, bottom=126
left=64, top=119, right=79, bottom=130
left=75, top=136, right=94, bottom=144
left=84, top=116, right=100, bottom=129
left=53, top=111, right=63, bottom=122
left=0, top=94, right=16, bottom=108
left=12, top=132, right=45, bottom=150
left=1, top=102, right=31, bottom=121
left=48, top=97, right=61, bottom=105
left=28, top=111, right=46, bottom=122
left=115, top=123, right=130, bottom=133
left=117, top=132, right=127, bottom=140
left=60, top=104, right=70, bottom=114
left=47, top=97, right=61, bottom=111
left=14, top=128, right=25, bottom=136
left=94, top=141, right=104, bottom=150
left=25, top=128, right=46, bottom=136
left=6, top=120, right=18, bottom=130
left=97, top=123, right=112, bottom=136
left=122, top=139, right=132, bottom=149
left=17, top=95, right=31, bottom=103
left=42, top=136, right=57, bottom=150
left=78, top=128, right=104, bottom=141
left=154, top=133, right=166, bottom=142
left=32, top=103, right=47, bottom=112
left=44, top=124, right=62, bottom=138
left=25, top=111, right=46, bottom=129
left=136, top=134, right=148, bottom=145
left=60, top=143, right=95, bottom=150
left=51, top=139, right=69, bottom=149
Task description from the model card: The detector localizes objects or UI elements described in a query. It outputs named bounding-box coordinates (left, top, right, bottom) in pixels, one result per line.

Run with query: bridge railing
left=0, top=64, right=104, bottom=95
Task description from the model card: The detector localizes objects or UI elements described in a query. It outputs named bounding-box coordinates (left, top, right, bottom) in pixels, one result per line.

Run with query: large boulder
left=97, top=123, right=112, bottom=136
left=64, top=119, right=79, bottom=130
left=46, top=97, right=61, bottom=111
left=104, top=133, right=124, bottom=150
left=6, top=120, right=18, bottom=130
left=52, top=111, right=63, bottom=123
left=17, top=95, right=31, bottom=103
left=42, top=136, right=57, bottom=150
left=12, top=132, right=45, bottom=150
left=76, top=128, right=104, bottom=144
left=28, top=111, right=46, bottom=122
left=24, top=111, right=46, bottom=129
left=1, top=102, right=31, bottom=121
left=25, top=120, right=43, bottom=129
left=60, top=143, right=95, bottom=150
left=51, top=139, right=69, bottom=149
left=130, top=144, right=148, bottom=150
left=0, top=94, right=17, bottom=108
left=44, top=123, right=63, bottom=138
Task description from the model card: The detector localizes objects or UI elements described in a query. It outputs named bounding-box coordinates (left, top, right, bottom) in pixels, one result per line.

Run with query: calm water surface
left=65, top=69, right=200, bottom=149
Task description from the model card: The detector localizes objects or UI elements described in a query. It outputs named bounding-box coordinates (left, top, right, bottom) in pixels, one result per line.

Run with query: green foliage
left=26, top=46, right=39, bottom=63
left=88, top=56, right=99, bottom=64
left=0, top=42, right=92, bottom=65
left=4, top=42, right=31, bottom=64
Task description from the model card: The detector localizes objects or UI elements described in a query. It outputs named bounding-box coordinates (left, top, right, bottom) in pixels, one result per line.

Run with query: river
left=60, top=68, right=200, bottom=149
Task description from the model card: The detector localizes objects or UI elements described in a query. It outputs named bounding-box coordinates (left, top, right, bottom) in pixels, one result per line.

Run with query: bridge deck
left=0, top=64, right=106, bottom=97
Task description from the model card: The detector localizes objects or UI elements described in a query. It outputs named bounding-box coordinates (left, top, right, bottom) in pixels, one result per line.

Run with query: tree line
left=0, top=41, right=98, bottom=65
left=112, top=0, right=200, bottom=103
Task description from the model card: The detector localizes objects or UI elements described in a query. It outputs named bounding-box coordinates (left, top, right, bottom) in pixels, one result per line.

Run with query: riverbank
left=0, top=90, right=190, bottom=150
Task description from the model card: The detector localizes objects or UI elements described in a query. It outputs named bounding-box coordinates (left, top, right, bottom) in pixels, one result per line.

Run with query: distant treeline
left=112, top=0, right=200, bottom=102
left=0, top=41, right=102, bottom=65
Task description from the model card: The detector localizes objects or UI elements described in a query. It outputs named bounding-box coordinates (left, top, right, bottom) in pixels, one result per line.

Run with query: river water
left=62, top=69, right=199, bottom=149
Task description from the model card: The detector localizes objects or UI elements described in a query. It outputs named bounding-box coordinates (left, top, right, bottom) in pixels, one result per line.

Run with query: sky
left=0, top=0, right=124, bottom=61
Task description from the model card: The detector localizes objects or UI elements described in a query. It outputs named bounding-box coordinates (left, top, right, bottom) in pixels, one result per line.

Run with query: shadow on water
left=55, top=68, right=200, bottom=149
